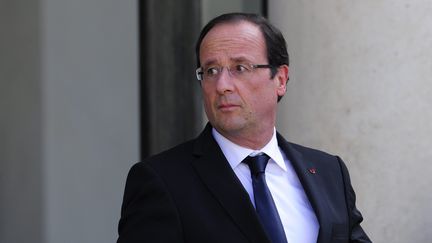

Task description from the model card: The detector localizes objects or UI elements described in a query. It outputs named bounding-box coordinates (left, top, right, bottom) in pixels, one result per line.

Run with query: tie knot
left=244, top=153, right=270, bottom=176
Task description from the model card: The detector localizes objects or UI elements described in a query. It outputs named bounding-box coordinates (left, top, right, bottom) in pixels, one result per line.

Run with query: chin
left=213, top=118, right=248, bottom=134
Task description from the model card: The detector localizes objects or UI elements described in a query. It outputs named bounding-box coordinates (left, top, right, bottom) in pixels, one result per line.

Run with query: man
left=117, top=13, right=371, bottom=243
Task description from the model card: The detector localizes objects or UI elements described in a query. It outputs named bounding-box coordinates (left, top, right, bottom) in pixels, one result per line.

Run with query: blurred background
left=1, top=0, right=431, bottom=242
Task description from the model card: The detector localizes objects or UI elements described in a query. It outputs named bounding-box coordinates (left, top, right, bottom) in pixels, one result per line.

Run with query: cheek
left=249, top=83, right=278, bottom=107
left=202, top=87, right=215, bottom=110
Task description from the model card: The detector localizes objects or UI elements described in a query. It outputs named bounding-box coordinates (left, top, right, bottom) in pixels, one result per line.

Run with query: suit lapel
left=191, top=125, right=270, bottom=243
left=277, top=133, right=332, bottom=243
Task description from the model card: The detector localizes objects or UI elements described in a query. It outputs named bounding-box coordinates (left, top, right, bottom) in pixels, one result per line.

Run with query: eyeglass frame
left=195, top=63, right=274, bottom=82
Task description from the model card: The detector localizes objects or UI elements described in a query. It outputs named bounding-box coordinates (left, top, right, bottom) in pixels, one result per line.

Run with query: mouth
left=217, top=103, right=240, bottom=111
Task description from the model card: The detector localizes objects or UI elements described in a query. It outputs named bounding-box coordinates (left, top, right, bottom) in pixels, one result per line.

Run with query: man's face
left=199, top=21, right=288, bottom=142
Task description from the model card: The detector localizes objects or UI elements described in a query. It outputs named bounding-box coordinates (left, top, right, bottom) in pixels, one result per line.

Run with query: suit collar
left=211, top=127, right=287, bottom=172
left=276, top=132, right=333, bottom=243
left=192, top=124, right=270, bottom=243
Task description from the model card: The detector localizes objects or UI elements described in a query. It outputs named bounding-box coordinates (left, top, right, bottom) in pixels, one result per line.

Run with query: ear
left=275, top=65, right=289, bottom=97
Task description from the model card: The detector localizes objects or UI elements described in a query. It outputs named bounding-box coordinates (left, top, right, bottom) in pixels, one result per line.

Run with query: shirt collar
left=212, top=128, right=287, bottom=172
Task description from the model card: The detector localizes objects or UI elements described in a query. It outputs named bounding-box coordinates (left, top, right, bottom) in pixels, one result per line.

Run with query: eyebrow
left=231, top=57, right=250, bottom=63
left=202, top=59, right=218, bottom=67
left=201, top=56, right=252, bottom=67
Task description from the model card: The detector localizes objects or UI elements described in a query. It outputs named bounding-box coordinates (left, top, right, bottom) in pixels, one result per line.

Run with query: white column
left=270, top=1, right=432, bottom=242
left=41, top=0, right=139, bottom=242
left=0, top=0, right=139, bottom=242
left=0, top=1, right=44, bottom=242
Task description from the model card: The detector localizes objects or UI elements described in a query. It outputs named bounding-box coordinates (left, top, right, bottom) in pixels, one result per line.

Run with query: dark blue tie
left=244, top=154, right=288, bottom=243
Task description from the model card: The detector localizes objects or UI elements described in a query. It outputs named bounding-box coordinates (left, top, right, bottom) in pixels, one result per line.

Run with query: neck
left=215, top=126, right=274, bottom=150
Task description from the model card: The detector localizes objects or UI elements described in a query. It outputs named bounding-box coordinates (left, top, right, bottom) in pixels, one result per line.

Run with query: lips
left=217, top=103, right=240, bottom=111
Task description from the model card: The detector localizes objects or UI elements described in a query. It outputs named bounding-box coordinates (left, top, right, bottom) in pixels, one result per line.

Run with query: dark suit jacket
left=117, top=124, right=371, bottom=243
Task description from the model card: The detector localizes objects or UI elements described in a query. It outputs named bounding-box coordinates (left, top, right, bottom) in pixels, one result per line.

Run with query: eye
left=205, top=67, right=220, bottom=77
left=233, top=64, right=251, bottom=73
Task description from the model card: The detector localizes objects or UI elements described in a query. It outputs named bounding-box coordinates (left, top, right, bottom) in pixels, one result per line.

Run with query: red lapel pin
left=308, top=168, right=317, bottom=174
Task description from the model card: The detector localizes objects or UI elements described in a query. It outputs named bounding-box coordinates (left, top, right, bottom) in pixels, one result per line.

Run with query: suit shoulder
left=134, top=138, right=196, bottom=170
left=284, top=141, right=348, bottom=172
left=288, top=142, right=337, bottom=159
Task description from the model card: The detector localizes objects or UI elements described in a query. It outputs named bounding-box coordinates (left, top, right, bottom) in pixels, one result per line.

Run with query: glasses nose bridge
left=220, top=65, right=236, bottom=78
left=213, top=65, right=237, bottom=87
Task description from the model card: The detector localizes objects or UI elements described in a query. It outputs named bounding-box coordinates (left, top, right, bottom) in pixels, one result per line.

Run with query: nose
left=215, top=67, right=235, bottom=94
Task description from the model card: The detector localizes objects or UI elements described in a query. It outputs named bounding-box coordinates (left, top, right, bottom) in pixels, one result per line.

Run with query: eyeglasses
left=195, top=63, right=273, bottom=82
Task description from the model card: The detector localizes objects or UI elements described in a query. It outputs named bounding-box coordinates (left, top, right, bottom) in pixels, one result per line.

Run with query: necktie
left=244, top=154, right=288, bottom=243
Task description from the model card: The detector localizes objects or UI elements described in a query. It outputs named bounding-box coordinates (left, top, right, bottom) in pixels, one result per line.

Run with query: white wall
left=271, top=1, right=432, bottom=242
left=0, top=0, right=139, bottom=242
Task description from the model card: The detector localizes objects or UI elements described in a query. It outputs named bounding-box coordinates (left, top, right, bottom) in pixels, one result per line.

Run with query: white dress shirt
left=212, top=128, right=319, bottom=243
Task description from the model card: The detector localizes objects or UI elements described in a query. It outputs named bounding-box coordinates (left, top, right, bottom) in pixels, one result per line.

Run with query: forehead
left=199, top=21, right=267, bottom=65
